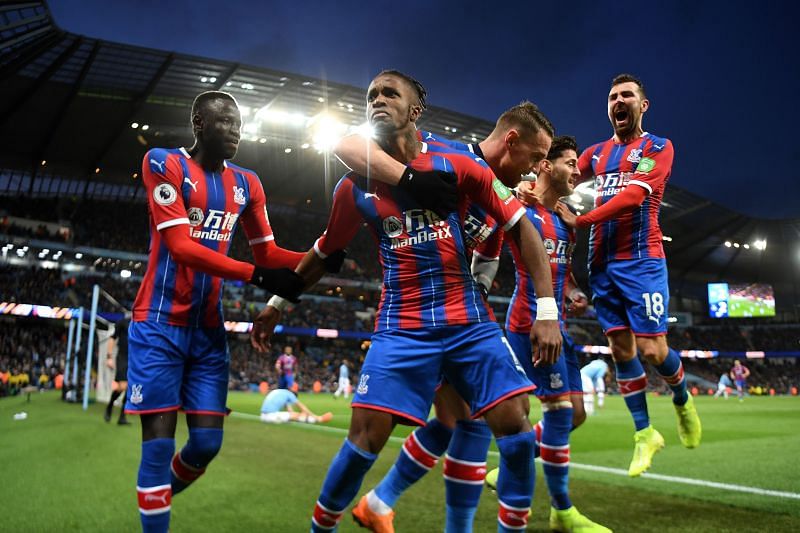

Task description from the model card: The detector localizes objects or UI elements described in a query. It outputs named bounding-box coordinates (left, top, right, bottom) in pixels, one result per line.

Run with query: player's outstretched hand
left=555, top=202, right=578, bottom=228
left=251, top=305, right=281, bottom=353
left=567, top=288, right=589, bottom=317
left=530, top=319, right=562, bottom=367
left=250, top=267, right=305, bottom=302
left=322, top=249, right=347, bottom=274
left=515, top=180, right=541, bottom=207
left=398, top=167, right=458, bottom=218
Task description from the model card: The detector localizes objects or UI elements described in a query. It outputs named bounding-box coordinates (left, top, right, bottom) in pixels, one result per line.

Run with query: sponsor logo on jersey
left=149, top=158, right=167, bottom=174
left=233, top=186, right=246, bottom=205
left=543, top=238, right=572, bottom=264
left=189, top=208, right=239, bottom=242
left=356, top=374, right=370, bottom=395
left=462, top=211, right=495, bottom=250
left=153, top=183, right=177, bottom=206
left=626, top=148, right=642, bottom=163
left=385, top=209, right=453, bottom=250
left=187, top=207, right=205, bottom=227
left=595, top=172, right=633, bottom=198
left=637, top=157, right=656, bottom=173
left=184, top=177, right=198, bottom=192
left=130, top=384, right=143, bottom=404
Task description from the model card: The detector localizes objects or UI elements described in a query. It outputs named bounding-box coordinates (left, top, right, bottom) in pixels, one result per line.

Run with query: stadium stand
left=0, top=0, right=798, bottom=400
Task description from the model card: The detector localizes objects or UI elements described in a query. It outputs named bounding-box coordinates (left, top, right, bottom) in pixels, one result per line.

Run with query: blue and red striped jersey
left=578, top=133, right=674, bottom=268
left=133, top=147, right=275, bottom=328
left=417, top=130, right=500, bottom=254
left=505, top=203, right=575, bottom=334
left=315, top=142, right=525, bottom=332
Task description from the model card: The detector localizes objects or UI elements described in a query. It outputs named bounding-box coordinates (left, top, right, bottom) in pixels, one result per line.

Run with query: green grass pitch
left=2, top=391, right=799, bottom=532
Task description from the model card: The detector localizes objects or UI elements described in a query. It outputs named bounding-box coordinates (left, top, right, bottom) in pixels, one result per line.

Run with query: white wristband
left=536, top=297, right=559, bottom=321
left=267, top=295, right=289, bottom=312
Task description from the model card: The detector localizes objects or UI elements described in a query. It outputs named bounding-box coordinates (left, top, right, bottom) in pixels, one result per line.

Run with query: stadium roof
left=1, top=1, right=798, bottom=314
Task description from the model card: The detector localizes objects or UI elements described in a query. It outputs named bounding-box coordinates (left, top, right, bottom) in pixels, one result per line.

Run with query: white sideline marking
left=231, top=411, right=800, bottom=500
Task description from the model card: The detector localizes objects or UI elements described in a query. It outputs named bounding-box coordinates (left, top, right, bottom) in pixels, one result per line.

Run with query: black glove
left=398, top=167, right=458, bottom=218
left=249, top=267, right=304, bottom=302
left=322, top=249, right=347, bottom=273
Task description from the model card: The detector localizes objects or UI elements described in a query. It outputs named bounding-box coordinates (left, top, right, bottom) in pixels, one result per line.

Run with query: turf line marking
left=232, top=411, right=800, bottom=500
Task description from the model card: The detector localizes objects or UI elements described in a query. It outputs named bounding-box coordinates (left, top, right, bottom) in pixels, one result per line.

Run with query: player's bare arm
left=505, top=216, right=561, bottom=365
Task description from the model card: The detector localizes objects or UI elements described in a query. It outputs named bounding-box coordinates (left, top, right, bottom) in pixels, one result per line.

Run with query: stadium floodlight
left=754, top=239, right=767, bottom=251
left=724, top=241, right=732, bottom=247
left=141, top=124, right=149, bottom=131
left=284, top=147, right=292, bottom=153
left=41, top=160, right=46, bottom=166
left=733, top=242, right=740, bottom=248
left=120, top=269, right=132, bottom=278
left=310, top=113, right=348, bottom=150
left=131, top=122, right=139, bottom=128
left=301, top=143, right=310, bottom=149
left=200, top=76, right=208, bottom=83
left=209, top=77, right=217, bottom=83
left=662, top=236, right=673, bottom=242
left=75, top=252, right=83, bottom=259
left=743, top=243, right=750, bottom=249
left=317, top=97, right=325, bottom=103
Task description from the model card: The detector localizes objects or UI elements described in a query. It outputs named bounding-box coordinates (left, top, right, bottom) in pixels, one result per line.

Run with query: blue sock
left=137, top=438, right=174, bottom=533
left=540, top=407, right=572, bottom=510
left=615, top=357, right=650, bottom=431
left=374, top=418, right=452, bottom=508
left=312, top=439, right=377, bottom=532
left=656, top=348, right=688, bottom=406
left=171, top=427, right=223, bottom=495
left=443, top=420, right=492, bottom=533
left=495, top=431, right=536, bottom=532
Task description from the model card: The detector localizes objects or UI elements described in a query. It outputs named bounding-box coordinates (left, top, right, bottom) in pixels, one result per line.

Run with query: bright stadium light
left=284, top=147, right=292, bottom=153
left=743, top=243, right=750, bottom=249
left=120, top=269, right=132, bottom=278
left=301, top=143, right=310, bottom=149
left=662, top=235, right=673, bottom=242
left=141, top=124, right=149, bottom=131
left=310, top=114, right=347, bottom=150
left=733, top=242, right=740, bottom=248
left=754, top=239, right=767, bottom=251
left=724, top=241, right=732, bottom=247
left=131, top=122, right=139, bottom=128
left=75, top=252, right=83, bottom=259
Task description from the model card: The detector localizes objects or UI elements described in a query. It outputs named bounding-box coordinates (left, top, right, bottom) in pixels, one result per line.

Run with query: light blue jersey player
left=260, top=388, right=332, bottom=424
left=581, top=359, right=609, bottom=415
left=334, top=360, right=351, bottom=399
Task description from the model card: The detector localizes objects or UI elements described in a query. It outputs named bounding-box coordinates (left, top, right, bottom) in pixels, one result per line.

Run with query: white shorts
left=581, top=374, right=594, bottom=394
left=260, top=411, right=291, bottom=424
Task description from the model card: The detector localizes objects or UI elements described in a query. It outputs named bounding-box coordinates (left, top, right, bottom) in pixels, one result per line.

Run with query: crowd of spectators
left=0, top=319, right=65, bottom=397
left=2, top=195, right=800, bottom=396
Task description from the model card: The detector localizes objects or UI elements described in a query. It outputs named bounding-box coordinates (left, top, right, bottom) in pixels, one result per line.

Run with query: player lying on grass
left=260, top=388, right=333, bottom=424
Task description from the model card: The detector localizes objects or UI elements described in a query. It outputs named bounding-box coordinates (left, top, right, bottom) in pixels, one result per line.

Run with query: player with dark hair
left=125, top=90, right=316, bottom=533
left=481, top=136, right=610, bottom=532
left=553, top=74, right=702, bottom=477
left=251, top=70, right=562, bottom=533
left=104, top=312, right=131, bottom=425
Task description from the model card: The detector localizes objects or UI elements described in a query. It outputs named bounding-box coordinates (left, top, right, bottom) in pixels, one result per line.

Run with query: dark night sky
left=50, top=0, right=800, bottom=219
